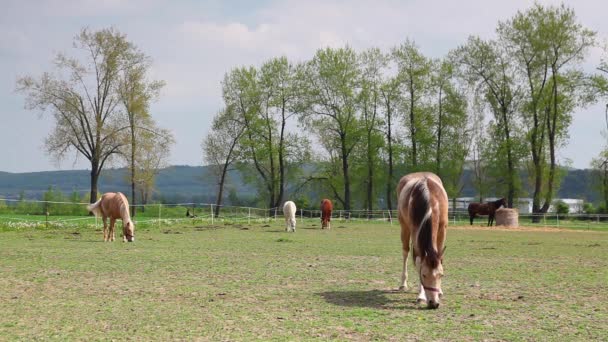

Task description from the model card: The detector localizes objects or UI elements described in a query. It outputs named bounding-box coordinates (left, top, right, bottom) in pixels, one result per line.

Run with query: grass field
left=0, top=220, right=606, bottom=341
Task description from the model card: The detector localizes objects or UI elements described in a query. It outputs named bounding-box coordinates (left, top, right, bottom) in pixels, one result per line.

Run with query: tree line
left=203, top=3, right=608, bottom=217
left=16, top=4, right=608, bottom=217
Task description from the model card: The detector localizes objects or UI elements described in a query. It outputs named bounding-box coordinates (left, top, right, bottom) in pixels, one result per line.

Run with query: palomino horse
left=320, top=199, right=333, bottom=229
left=468, top=198, right=506, bottom=226
left=87, top=192, right=135, bottom=242
left=397, top=172, right=448, bottom=309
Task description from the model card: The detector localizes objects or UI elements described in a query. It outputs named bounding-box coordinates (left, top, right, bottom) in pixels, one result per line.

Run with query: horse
left=397, top=172, right=448, bottom=309
left=467, top=198, right=506, bottom=226
left=87, top=192, right=135, bottom=242
left=283, top=201, right=297, bottom=232
left=320, top=199, right=333, bottom=229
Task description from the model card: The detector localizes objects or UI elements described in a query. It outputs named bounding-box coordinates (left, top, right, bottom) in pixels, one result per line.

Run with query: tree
left=129, top=124, right=174, bottom=209
left=300, top=47, right=362, bottom=211
left=499, top=3, right=596, bottom=216
left=431, top=59, right=470, bottom=198
left=453, top=36, right=524, bottom=207
left=393, top=40, right=434, bottom=170
left=118, top=53, right=165, bottom=216
left=17, top=28, right=141, bottom=203
left=379, top=72, right=401, bottom=210
left=222, top=58, right=308, bottom=210
left=203, top=107, right=245, bottom=217
left=358, top=48, right=386, bottom=211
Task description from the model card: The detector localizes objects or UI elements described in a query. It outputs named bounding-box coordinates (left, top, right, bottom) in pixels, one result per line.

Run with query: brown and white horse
left=397, top=172, right=448, bottom=309
left=320, top=199, right=333, bottom=229
left=87, top=192, right=135, bottom=242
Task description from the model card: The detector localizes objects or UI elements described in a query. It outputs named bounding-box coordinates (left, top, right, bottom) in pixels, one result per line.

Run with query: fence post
left=211, top=204, right=214, bottom=225
left=387, top=210, right=392, bottom=225
left=556, top=213, right=559, bottom=227
left=248, top=207, right=251, bottom=225
left=300, top=208, right=303, bottom=223
left=158, top=203, right=162, bottom=230
left=274, top=207, right=277, bottom=221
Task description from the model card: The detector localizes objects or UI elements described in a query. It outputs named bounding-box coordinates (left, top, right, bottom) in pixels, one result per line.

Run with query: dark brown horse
left=468, top=198, right=506, bottom=226
left=320, top=199, right=333, bottom=229
left=397, top=172, right=448, bottom=309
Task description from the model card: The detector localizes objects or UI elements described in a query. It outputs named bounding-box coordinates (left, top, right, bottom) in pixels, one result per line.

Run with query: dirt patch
left=450, top=225, right=575, bottom=232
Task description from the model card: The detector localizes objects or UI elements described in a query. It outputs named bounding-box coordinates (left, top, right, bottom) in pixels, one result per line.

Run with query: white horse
left=283, top=201, right=297, bottom=232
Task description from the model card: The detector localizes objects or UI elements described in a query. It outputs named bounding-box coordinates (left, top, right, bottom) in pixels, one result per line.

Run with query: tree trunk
left=541, top=70, right=559, bottom=213
left=385, top=96, right=394, bottom=211
left=436, top=86, right=443, bottom=174
left=502, top=106, right=515, bottom=208
left=130, top=126, right=137, bottom=217
left=215, top=163, right=229, bottom=218
left=341, top=133, right=351, bottom=212
left=367, top=128, right=373, bottom=213
left=409, top=78, right=417, bottom=168
left=278, top=102, right=286, bottom=207
left=89, top=164, right=99, bottom=205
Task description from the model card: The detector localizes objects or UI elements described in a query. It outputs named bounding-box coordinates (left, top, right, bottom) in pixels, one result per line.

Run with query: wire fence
left=0, top=198, right=607, bottom=231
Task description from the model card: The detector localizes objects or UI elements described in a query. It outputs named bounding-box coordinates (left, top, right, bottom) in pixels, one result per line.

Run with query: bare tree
left=17, top=28, right=143, bottom=203
left=203, top=107, right=245, bottom=217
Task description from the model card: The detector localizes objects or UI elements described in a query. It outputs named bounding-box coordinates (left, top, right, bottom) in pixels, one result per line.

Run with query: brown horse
left=87, top=192, right=135, bottom=242
left=468, top=198, right=506, bottom=226
left=320, top=199, right=333, bottom=229
left=397, top=172, right=448, bottom=309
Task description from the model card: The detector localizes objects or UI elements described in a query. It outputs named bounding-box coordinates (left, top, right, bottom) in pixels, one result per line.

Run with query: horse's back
left=100, top=192, right=129, bottom=220
left=283, top=201, right=296, bottom=217
left=320, top=199, right=332, bottom=219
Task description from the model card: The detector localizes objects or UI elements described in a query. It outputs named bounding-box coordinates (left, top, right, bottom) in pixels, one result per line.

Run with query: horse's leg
left=414, top=251, right=427, bottom=303
left=102, top=217, right=108, bottom=242
left=110, top=218, right=116, bottom=242
left=469, top=213, right=474, bottom=225
left=398, top=215, right=410, bottom=291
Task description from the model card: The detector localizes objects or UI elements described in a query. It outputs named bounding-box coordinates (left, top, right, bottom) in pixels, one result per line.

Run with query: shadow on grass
left=317, top=289, right=418, bottom=310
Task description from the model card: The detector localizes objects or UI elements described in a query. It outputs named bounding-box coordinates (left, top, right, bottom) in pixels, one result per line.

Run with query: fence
left=0, top=198, right=607, bottom=230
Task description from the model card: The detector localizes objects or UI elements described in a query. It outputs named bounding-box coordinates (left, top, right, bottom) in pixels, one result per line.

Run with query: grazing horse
left=320, top=199, right=333, bottom=229
left=87, top=192, right=135, bottom=242
left=468, top=198, right=506, bottom=226
left=397, top=172, right=448, bottom=309
left=283, top=201, right=297, bottom=232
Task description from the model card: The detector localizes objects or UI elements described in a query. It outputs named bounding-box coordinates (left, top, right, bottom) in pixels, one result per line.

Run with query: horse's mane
left=115, top=192, right=132, bottom=222
left=413, top=178, right=441, bottom=269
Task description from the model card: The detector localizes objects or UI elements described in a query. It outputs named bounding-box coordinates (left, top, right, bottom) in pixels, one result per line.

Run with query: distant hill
left=0, top=165, right=252, bottom=203
left=0, top=165, right=601, bottom=205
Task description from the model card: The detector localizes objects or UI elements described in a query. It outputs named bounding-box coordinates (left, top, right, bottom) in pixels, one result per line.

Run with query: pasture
left=0, top=220, right=606, bottom=340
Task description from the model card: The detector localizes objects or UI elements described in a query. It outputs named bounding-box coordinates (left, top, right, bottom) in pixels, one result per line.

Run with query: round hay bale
left=495, top=208, right=519, bottom=227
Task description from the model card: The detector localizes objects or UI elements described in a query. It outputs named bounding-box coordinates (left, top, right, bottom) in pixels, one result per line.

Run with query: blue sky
left=1, top=0, right=606, bottom=172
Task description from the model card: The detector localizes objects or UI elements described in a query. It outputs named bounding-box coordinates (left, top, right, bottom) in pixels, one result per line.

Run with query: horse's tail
left=411, top=178, right=440, bottom=268
left=87, top=198, right=103, bottom=217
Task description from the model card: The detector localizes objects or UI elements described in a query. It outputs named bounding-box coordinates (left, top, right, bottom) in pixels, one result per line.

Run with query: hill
left=0, top=165, right=601, bottom=205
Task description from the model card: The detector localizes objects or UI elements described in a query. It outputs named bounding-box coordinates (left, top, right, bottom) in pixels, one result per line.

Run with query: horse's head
left=123, top=220, right=135, bottom=242
left=498, top=198, right=507, bottom=208
left=416, top=247, right=445, bottom=309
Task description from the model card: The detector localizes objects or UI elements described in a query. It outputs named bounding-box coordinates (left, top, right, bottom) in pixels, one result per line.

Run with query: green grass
left=0, top=221, right=607, bottom=340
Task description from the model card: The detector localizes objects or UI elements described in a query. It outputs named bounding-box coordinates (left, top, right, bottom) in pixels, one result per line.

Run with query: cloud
left=1, top=0, right=608, bottom=172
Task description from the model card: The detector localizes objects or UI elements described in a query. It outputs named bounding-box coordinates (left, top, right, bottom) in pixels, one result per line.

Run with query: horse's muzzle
left=428, top=300, right=440, bottom=309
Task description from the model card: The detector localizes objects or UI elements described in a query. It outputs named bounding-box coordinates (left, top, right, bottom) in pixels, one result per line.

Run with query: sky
left=1, top=0, right=606, bottom=173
